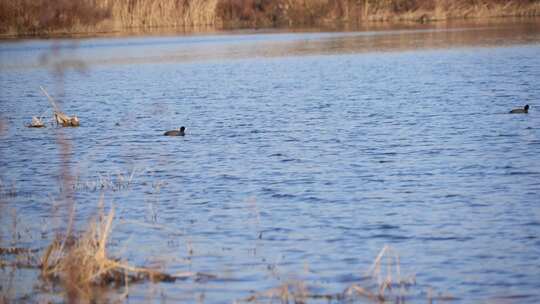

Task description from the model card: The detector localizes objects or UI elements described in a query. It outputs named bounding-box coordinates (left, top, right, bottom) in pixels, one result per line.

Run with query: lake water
left=1, top=19, right=540, bottom=303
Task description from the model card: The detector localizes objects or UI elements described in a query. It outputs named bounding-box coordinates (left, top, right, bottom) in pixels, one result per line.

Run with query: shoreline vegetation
left=1, top=0, right=540, bottom=38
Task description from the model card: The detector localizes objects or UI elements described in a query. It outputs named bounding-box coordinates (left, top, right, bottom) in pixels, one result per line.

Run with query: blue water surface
left=1, top=19, right=540, bottom=303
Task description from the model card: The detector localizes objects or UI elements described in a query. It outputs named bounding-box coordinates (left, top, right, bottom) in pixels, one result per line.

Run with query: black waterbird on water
left=164, top=126, right=185, bottom=136
left=509, top=104, right=529, bottom=114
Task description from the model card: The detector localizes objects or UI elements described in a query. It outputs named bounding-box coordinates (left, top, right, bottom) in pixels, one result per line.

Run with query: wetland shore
left=1, top=0, right=540, bottom=38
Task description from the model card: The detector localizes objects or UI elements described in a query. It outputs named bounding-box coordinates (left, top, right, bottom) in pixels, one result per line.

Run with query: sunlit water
left=1, top=19, right=540, bottom=303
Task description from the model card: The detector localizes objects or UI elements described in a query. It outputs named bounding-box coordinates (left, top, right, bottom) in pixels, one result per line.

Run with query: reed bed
left=39, top=202, right=179, bottom=302
left=1, top=0, right=539, bottom=36
left=219, top=0, right=540, bottom=27
left=0, top=0, right=218, bottom=36
left=0, top=0, right=110, bottom=36
left=105, top=0, right=218, bottom=30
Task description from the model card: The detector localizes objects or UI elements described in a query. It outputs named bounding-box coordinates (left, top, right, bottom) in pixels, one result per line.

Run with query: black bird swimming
left=509, top=104, right=529, bottom=114
left=164, top=126, right=185, bottom=136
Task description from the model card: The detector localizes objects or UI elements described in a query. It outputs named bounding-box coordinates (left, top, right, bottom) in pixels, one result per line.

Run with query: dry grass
left=345, top=245, right=416, bottom=302
left=72, top=169, right=137, bottom=192
left=39, top=200, right=179, bottom=301
left=105, top=0, right=218, bottom=30
left=241, top=280, right=341, bottom=303
left=26, top=117, right=45, bottom=128
left=0, top=0, right=218, bottom=36
left=217, top=0, right=540, bottom=27
left=40, top=86, right=80, bottom=127
left=1, top=0, right=539, bottom=36
left=54, top=112, right=80, bottom=127
left=241, top=245, right=417, bottom=303
left=0, top=0, right=110, bottom=36
left=1, top=194, right=214, bottom=302
left=394, top=0, right=540, bottom=22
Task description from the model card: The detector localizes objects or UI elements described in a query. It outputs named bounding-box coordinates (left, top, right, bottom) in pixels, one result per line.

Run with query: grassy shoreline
left=1, top=0, right=540, bottom=39
left=1, top=16, right=540, bottom=41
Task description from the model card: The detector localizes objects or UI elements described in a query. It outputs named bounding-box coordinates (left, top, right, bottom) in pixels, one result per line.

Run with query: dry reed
left=27, top=117, right=45, bottom=128
left=1, top=0, right=540, bottom=36
left=242, top=280, right=337, bottom=303
left=242, top=245, right=417, bottom=303
left=345, top=245, right=416, bottom=302
left=197, top=0, right=540, bottom=27
left=0, top=0, right=110, bottom=36
left=40, top=200, right=177, bottom=301
left=72, top=169, right=137, bottom=192
left=0, top=0, right=218, bottom=36
left=40, top=86, right=80, bottom=127
left=1, top=194, right=212, bottom=302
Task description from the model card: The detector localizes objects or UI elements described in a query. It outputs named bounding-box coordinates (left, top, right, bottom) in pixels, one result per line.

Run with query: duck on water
left=164, top=126, right=185, bottom=136
left=509, top=104, right=529, bottom=114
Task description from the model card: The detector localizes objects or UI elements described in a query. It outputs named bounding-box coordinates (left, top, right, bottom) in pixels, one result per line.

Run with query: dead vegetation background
left=1, top=0, right=540, bottom=36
